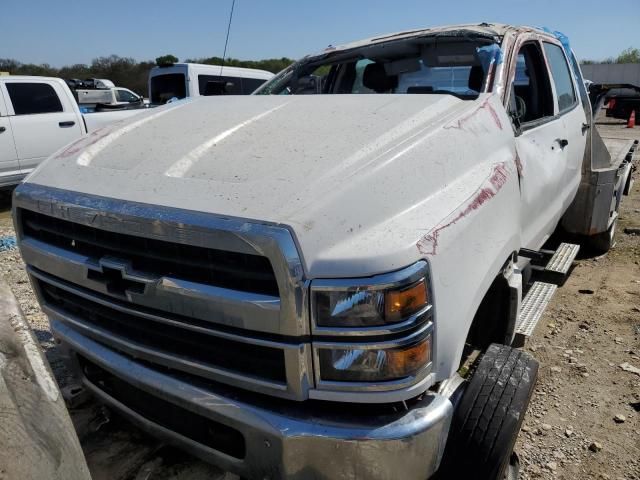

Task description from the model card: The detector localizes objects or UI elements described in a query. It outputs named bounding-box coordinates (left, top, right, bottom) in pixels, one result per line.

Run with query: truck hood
left=27, top=94, right=514, bottom=276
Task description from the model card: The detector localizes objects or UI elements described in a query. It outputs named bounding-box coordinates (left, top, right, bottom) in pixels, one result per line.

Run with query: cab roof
left=0, top=75, right=66, bottom=83
left=311, top=23, right=559, bottom=57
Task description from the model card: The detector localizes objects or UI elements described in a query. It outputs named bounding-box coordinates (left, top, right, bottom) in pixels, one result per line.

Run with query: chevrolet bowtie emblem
left=87, top=257, right=153, bottom=297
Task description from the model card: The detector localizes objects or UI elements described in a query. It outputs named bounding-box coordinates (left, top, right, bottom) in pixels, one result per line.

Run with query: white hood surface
left=28, top=94, right=515, bottom=277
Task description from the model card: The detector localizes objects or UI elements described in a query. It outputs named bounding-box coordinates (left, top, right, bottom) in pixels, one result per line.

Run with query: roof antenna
left=220, top=0, right=236, bottom=76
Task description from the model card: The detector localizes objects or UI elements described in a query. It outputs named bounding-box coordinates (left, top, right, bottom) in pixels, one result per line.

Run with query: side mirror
left=513, top=96, right=526, bottom=121
left=508, top=90, right=525, bottom=133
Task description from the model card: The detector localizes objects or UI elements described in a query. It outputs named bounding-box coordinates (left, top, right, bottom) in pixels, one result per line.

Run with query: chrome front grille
left=21, top=208, right=279, bottom=296
left=37, top=273, right=287, bottom=382
left=14, top=184, right=311, bottom=400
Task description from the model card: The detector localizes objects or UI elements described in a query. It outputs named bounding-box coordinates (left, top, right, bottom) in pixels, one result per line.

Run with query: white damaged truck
left=13, top=24, right=637, bottom=479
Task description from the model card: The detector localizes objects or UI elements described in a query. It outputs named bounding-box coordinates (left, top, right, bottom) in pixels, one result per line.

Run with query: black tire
left=587, top=217, right=617, bottom=254
left=437, top=344, right=539, bottom=480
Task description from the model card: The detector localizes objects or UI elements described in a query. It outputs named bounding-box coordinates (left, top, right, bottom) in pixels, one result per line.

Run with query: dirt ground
left=515, top=120, right=640, bottom=480
left=0, top=119, right=638, bottom=480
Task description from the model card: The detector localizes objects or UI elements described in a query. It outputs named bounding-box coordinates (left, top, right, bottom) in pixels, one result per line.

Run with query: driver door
left=0, top=88, right=21, bottom=185
left=507, top=39, right=571, bottom=250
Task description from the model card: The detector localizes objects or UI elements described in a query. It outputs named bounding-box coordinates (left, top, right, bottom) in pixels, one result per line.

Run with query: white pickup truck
left=75, top=86, right=144, bottom=108
left=12, top=24, right=638, bottom=479
left=0, top=76, right=145, bottom=189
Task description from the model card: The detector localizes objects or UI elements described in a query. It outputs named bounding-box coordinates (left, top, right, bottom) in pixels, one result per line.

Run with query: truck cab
left=12, top=24, right=638, bottom=479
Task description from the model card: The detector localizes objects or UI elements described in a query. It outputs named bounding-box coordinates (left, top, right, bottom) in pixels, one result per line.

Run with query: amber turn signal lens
left=318, top=336, right=432, bottom=382
left=385, top=281, right=428, bottom=322
left=386, top=339, right=431, bottom=378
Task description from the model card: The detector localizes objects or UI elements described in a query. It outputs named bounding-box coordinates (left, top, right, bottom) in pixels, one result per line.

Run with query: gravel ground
left=515, top=120, right=640, bottom=480
left=0, top=120, right=638, bottom=479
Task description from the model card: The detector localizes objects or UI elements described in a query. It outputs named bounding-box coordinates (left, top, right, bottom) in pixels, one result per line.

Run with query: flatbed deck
left=601, top=136, right=637, bottom=165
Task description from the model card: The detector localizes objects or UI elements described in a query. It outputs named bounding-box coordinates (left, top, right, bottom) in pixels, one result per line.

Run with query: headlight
left=317, top=336, right=432, bottom=382
left=310, top=261, right=434, bottom=394
left=314, top=280, right=428, bottom=327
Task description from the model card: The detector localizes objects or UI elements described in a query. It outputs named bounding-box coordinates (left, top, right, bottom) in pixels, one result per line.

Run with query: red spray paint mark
left=416, top=162, right=510, bottom=255
left=55, top=128, right=110, bottom=159
left=483, top=100, right=503, bottom=130
left=444, top=97, right=503, bottom=131
left=489, top=162, right=509, bottom=189
left=54, top=137, right=87, bottom=159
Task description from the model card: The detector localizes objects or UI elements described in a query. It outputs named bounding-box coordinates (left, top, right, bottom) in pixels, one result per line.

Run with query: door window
left=543, top=42, right=578, bottom=112
left=150, top=73, right=186, bottom=104
left=6, top=83, right=63, bottom=115
left=397, top=63, right=479, bottom=95
left=241, top=78, right=267, bottom=94
left=198, top=75, right=244, bottom=95
left=116, top=89, right=139, bottom=102
left=509, top=43, right=554, bottom=125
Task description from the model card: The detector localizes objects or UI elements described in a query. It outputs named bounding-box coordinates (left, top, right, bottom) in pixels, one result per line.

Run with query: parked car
left=64, top=78, right=146, bottom=110
left=148, top=62, right=274, bottom=104
left=0, top=76, right=147, bottom=189
left=12, top=24, right=638, bottom=479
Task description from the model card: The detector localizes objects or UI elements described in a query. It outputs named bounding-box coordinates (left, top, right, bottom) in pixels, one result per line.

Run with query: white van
left=148, top=63, right=274, bottom=104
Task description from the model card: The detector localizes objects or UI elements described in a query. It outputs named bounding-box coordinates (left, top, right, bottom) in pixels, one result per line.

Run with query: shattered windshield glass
left=256, top=36, right=502, bottom=100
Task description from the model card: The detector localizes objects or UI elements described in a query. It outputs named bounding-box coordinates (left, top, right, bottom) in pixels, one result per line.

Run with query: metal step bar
left=544, top=242, right=580, bottom=276
left=520, top=242, right=580, bottom=285
left=513, top=281, right=557, bottom=346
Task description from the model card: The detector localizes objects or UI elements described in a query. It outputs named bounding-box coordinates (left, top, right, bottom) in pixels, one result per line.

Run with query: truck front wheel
left=437, top=344, right=539, bottom=480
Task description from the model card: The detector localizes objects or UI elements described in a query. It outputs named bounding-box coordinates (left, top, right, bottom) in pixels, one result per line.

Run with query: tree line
left=0, top=55, right=295, bottom=96
left=581, top=47, right=640, bottom=65
left=1, top=47, right=637, bottom=96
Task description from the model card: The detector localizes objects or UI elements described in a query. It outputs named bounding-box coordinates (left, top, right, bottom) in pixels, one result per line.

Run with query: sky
left=2, top=0, right=637, bottom=66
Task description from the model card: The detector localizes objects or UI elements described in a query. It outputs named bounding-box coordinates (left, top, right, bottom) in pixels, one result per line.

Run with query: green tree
left=0, top=53, right=296, bottom=97
left=58, top=63, right=91, bottom=79
left=0, top=59, right=57, bottom=76
left=581, top=47, right=639, bottom=65
left=0, top=58, right=20, bottom=72
left=155, top=54, right=179, bottom=67
left=616, top=47, right=640, bottom=64
left=186, top=56, right=294, bottom=73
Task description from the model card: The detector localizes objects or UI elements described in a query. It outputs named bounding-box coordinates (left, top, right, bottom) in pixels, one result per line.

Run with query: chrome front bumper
left=56, top=321, right=453, bottom=480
